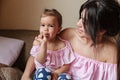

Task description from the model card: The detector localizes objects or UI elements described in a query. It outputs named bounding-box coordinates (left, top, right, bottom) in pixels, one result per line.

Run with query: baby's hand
left=33, top=35, right=41, bottom=46
left=40, top=34, right=47, bottom=47
left=33, top=33, right=47, bottom=46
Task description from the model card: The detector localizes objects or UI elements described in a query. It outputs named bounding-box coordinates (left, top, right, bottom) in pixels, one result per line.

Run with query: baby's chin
left=47, top=37, right=56, bottom=41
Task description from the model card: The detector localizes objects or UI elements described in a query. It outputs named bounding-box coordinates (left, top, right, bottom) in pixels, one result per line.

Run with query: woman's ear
left=98, top=30, right=106, bottom=36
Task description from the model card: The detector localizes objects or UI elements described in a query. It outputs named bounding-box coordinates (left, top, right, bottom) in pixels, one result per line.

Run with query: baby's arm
left=35, top=35, right=47, bottom=64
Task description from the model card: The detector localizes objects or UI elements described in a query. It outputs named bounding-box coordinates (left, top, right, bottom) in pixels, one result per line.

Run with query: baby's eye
left=40, top=24, right=45, bottom=27
left=50, top=25, right=54, bottom=27
left=49, top=25, right=54, bottom=27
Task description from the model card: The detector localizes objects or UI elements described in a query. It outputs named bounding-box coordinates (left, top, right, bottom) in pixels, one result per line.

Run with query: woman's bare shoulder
left=61, top=27, right=75, bottom=33
left=104, top=40, right=117, bottom=63
left=59, top=27, right=76, bottom=40
left=106, top=40, right=117, bottom=53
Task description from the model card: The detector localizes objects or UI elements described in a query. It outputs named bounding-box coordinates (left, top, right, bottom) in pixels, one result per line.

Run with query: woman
left=21, top=0, right=120, bottom=80
left=60, top=0, right=120, bottom=79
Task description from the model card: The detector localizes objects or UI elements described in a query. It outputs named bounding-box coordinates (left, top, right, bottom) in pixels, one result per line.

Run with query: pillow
left=0, top=36, right=24, bottom=66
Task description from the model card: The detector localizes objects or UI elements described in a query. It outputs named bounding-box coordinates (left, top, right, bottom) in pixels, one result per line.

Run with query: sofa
left=0, top=29, right=39, bottom=80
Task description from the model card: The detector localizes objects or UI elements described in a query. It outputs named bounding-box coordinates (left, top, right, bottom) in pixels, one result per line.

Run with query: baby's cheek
left=39, top=29, right=43, bottom=34
left=51, top=30, right=57, bottom=35
left=50, top=32, right=57, bottom=38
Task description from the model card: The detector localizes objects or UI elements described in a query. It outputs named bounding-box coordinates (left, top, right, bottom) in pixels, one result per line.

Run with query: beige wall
left=0, top=0, right=120, bottom=30
left=0, top=0, right=85, bottom=30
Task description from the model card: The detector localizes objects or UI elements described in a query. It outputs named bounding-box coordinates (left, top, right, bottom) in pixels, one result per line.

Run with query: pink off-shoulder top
left=30, top=37, right=117, bottom=80
left=30, top=37, right=75, bottom=72
left=70, top=52, right=117, bottom=80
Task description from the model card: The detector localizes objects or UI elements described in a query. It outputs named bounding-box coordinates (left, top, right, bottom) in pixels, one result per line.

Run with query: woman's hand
left=52, top=72, right=58, bottom=80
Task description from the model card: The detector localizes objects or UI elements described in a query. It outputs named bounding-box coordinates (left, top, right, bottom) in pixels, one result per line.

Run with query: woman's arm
left=52, top=64, right=70, bottom=80
left=54, top=64, right=70, bottom=74
left=21, top=35, right=47, bottom=80
left=21, top=56, right=35, bottom=80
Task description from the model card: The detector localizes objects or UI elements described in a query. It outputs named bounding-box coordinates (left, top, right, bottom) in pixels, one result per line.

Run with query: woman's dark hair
left=117, top=33, right=120, bottom=80
left=79, top=0, right=120, bottom=79
left=40, top=9, right=62, bottom=27
left=80, top=0, right=120, bottom=43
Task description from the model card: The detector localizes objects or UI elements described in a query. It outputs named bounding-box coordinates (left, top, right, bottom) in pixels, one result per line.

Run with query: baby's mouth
left=44, top=33, right=50, bottom=39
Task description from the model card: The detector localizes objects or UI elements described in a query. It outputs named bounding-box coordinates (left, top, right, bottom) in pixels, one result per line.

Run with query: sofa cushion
left=0, top=36, right=24, bottom=66
left=0, top=63, right=8, bottom=68
left=0, top=67, right=23, bottom=80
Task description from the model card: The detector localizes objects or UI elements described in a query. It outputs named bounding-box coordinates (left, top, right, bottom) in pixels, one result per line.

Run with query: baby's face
left=39, top=16, right=60, bottom=41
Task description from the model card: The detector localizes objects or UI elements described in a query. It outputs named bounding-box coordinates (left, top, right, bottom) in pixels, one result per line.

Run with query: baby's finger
left=35, top=36, right=38, bottom=40
left=38, top=34, right=43, bottom=39
left=43, top=35, right=47, bottom=41
left=35, top=35, right=43, bottom=42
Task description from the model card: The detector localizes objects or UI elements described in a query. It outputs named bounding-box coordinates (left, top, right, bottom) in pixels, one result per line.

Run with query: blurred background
left=0, top=0, right=86, bottom=30
left=0, top=0, right=119, bottom=30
